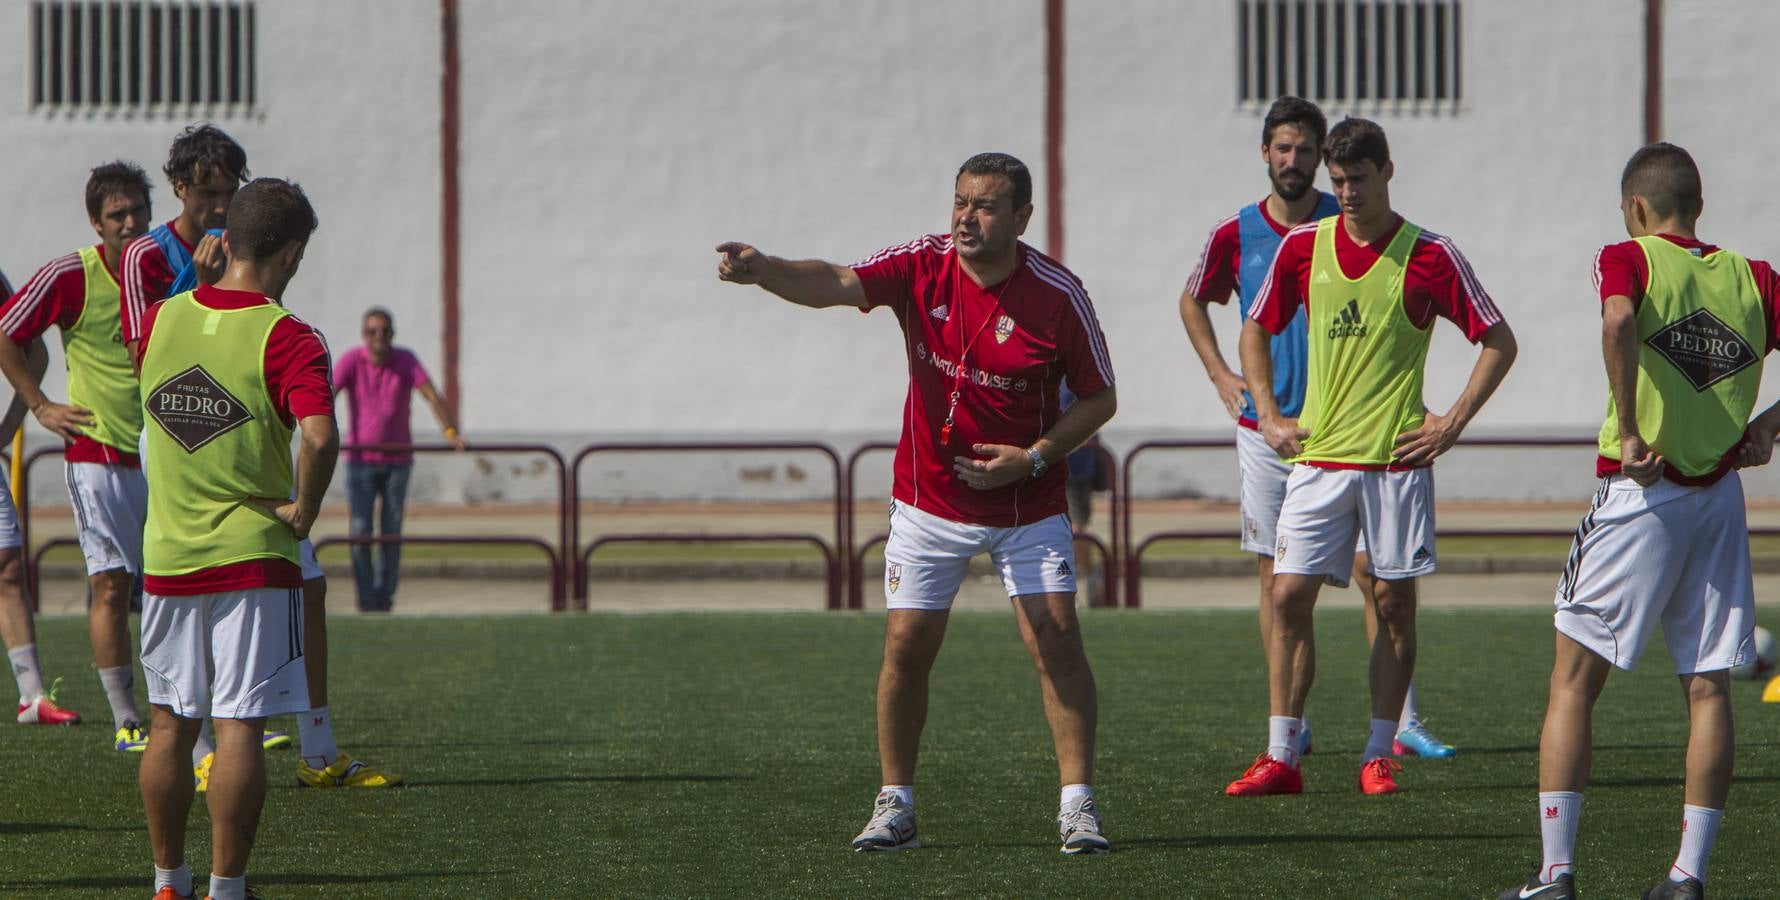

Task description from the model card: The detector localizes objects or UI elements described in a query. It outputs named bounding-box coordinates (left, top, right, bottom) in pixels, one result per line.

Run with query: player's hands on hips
left=1258, top=414, right=1308, bottom=459
left=1392, top=409, right=1463, bottom=466
left=30, top=400, right=93, bottom=441
left=1619, top=434, right=1665, bottom=486
left=257, top=498, right=315, bottom=539
left=192, top=234, right=227, bottom=285
left=1735, top=419, right=1778, bottom=469
left=1213, top=370, right=1248, bottom=420
left=715, top=243, right=765, bottom=285
left=953, top=443, right=1033, bottom=491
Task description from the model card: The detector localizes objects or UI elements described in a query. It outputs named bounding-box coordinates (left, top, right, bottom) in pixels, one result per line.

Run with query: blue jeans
left=347, top=462, right=412, bottom=611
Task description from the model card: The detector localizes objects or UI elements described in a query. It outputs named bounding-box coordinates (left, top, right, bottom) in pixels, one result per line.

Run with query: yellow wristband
left=444, top=427, right=459, bottom=439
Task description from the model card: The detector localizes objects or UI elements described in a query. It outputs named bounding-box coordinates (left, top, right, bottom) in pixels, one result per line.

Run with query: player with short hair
left=716, top=152, right=1117, bottom=855
left=1179, top=96, right=1454, bottom=760
left=0, top=271, right=76, bottom=727
left=1497, top=143, right=1770, bottom=900
left=1228, top=118, right=1516, bottom=797
left=123, top=125, right=395, bottom=791
left=0, top=161, right=156, bottom=748
left=135, top=177, right=335, bottom=900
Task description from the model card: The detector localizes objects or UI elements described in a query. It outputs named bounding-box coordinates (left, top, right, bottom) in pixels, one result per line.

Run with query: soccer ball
left=1730, top=626, right=1776, bottom=680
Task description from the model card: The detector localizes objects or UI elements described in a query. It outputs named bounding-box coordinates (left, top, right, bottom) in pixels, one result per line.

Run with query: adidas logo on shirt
left=930, top=304, right=950, bottom=320
left=1314, top=270, right=1333, bottom=284
left=1327, top=299, right=1368, bottom=339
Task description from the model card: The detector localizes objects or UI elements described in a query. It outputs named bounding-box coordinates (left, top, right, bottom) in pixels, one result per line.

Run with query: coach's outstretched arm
left=1392, top=321, right=1518, bottom=466
left=715, top=242, right=866, bottom=309
left=1239, top=318, right=1308, bottom=458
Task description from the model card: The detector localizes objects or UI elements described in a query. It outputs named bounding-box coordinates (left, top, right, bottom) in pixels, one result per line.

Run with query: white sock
left=192, top=720, right=215, bottom=768
left=1538, top=791, right=1583, bottom=881
left=879, top=784, right=913, bottom=807
left=8, top=643, right=44, bottom=703
left=1059, top=783, right=1092, bottom=813
left=1362, top=718, right=1396, bottom=762
left=299, top=706, right=340, bottom=768
left=154, top=862, right=192, bottom=897
left=208, top=873, right=247, bottom=900
left=1266, top=716, right=1302, bottom=767
left=1398, top=679, right=1420, bottom=730
left=97, top=666, right=139, bottom=726
left=1669, top=804, right=1722, bottom=884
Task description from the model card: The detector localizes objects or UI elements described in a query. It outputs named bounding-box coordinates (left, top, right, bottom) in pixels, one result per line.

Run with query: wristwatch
left=1026, top=446, right=1048, bottom=478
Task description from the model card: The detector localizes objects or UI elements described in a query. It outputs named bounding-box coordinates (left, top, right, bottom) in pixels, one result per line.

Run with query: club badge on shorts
left=994, top=314, right=1015, bottom=344
left=886, top=564, right=902, bottom=593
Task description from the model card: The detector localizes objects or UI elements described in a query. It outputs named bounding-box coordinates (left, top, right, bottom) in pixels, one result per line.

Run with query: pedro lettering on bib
left=1596, top=235, right=1764, bottom=478
left=141, top=291, right=298, bottom=578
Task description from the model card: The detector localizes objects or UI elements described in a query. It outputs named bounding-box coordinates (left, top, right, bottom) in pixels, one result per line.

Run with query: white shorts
left=65, top=461, right=148, bottom=575
left=882, top=501, right=1076, bottom=611
left=299, top=539, right=322, bottom=581
left=1236, top=426, right=1366, bottom=561
left=140, top=586, right=310, bottom=719
left=0, top=470, right=19, bottom=551
left=1272, top=465, right=1435, bottom=585
left=1554, top=474, right=1756, bottom=674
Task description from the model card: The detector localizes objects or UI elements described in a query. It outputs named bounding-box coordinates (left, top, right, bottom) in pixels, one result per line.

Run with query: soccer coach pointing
left=134, top=178, right=337, bottom=900
left=717, top=152, right=1117, bottom=855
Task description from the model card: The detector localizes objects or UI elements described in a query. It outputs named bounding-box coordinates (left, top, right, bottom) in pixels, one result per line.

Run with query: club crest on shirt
left=994, top=314, right=1016, bottom=344
left=886, top=564, right=902, bottom=594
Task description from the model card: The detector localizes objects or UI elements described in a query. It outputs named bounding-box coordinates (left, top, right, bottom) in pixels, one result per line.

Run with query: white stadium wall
left=0, top=1, right=1778, bottom=502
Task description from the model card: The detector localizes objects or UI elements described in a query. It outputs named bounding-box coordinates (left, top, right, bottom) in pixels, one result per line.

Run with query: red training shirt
left=1592, top=233, right=1780, bottom=486
left=852, top=235, right=1114, bottom=528
left=0, top=247, right=140, bottom=465
left=135, top=284, right=335, bottom=595
left=1248, top=214, right=1504, bottom=340
left=1182, top=197, right=1293, bottom=305
left=120, top=222, right=191, bottom=345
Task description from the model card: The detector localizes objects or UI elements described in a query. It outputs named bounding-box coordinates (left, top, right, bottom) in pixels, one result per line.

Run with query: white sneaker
left=1058, top=795, right=1110, bottom=855
left=851, top=791, right=919, bottom=852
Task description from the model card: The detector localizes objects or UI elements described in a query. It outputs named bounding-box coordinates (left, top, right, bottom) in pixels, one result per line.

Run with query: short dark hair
left=224, top=178, right=317, bottom=260
left=1323, top=117, right=1391, bottom=170
left=1621, top=142, right=1703, bottom=221
left=163, top=123, right=249, bottom=188
left=85, top=161, right=151, bottom=220
left=957, top=152, right=1033, bottom=210
left=1262, top=96, right=1328, bottom=148
left=363, top=306, right=394, bottom=328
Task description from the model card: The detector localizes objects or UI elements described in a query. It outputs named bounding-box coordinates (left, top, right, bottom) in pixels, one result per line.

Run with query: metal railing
left=569, top=442, right=846, bottom=610
left=20, top=433, right=1765, bottom=614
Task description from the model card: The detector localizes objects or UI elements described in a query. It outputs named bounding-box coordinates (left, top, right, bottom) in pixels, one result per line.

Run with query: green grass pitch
left=1, top=608, right=1775, bottom=898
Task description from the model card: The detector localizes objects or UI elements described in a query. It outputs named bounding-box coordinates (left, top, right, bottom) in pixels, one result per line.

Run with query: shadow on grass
left=0, top=821, right=144, bottom=835
left=1117, top=831, right=1519, bottom=850
left=1443, top=739, right=1779, bottom=757
left=0, top=871, right=508, bottom=892
left=410, top=773, right=749, bottom=788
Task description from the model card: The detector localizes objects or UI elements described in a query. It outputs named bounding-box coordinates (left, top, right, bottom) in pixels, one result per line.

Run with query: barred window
left=1237, top=0, right=1461, bottom=111
left=30, top=1, right=257, bottom=115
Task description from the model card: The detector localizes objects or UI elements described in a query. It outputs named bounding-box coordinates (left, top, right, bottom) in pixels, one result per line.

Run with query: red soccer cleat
left=1225, top=754, right=1303, bottom=796
left=153, top=887, right=193, bottom=900
left=1358, top=757, right=1403, bottom=794
left=16, top=693, right=81, bottom=726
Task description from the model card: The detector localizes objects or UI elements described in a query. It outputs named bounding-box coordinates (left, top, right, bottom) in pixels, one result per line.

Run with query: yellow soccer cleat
left=114, top=722, right=149, bottom=752
left=296, top=752, right=404, bottom=789
left=261, top=729, right=292, bottom=750
left=1764, top=674, right=1780, bottom=703
left=194, top=751, right=214, bottom=793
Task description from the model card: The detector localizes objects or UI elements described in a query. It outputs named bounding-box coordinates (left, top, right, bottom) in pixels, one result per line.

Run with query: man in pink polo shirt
left=332, top=307, right=463, bottom=611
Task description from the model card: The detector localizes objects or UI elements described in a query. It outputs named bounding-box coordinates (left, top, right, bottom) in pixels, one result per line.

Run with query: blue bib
left=167, top=227, right=225, bottom=296
left=1235, top=192, right=1339, bottom=420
